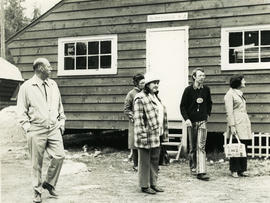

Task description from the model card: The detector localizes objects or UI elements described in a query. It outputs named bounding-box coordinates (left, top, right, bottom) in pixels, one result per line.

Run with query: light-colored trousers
left=138, top=147, right=160, bottom=188
left=188, top=121, right=207, bottom=174
left=26, top=125, right=65, bottom=194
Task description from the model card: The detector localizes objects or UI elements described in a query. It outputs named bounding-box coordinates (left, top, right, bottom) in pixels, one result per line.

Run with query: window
left=221, top=25, right=270, bottom=70
left=58, top=35, right=117, bottom=76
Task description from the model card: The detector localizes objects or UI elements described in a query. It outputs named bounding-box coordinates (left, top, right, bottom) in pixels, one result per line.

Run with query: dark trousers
left=229, top=140, right=250, bottom=173
left=133, top=149, right=138, bottom=167
left=138, top=147, right=160, bottom=188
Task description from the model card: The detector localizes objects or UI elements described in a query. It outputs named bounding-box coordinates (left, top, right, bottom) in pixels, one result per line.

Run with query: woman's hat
left=144, top=71, right=160, bottom=84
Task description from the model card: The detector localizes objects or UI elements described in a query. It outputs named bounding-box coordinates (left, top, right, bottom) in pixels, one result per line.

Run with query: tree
left=4, top=0, right=30, bottom=40
left=32, top=6, right=41, bottom=21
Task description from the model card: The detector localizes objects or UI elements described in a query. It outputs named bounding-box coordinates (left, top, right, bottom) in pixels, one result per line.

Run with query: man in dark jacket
left=180, top=68, right=212, bottom=181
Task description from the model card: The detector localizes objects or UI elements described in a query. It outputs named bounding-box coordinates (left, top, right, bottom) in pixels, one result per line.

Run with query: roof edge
left=6, top=0, right=65, bottom=44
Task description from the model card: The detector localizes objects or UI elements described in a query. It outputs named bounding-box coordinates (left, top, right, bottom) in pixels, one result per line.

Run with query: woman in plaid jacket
left=133, top=72, right=169, bottom=195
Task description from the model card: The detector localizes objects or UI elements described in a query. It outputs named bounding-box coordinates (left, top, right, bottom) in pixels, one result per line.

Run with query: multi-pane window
left=58, top=35, right=117, bottom=75
left=221, top=25, right=270, bottom=70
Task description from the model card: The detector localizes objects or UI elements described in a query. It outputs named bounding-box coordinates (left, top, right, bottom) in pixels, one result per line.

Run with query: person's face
left=193, top=70, right=205, bottom=84
left=240, top=78, right=246, bottom=88
left=138, top=79, right=145, bottom=90
left=39, top=61, right=52, bottom=80
left=148, top=80, right=159, bottom=94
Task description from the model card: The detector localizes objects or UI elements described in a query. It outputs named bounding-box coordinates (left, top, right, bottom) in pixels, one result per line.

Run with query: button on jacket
left=17, top=75, right=66, bottom=132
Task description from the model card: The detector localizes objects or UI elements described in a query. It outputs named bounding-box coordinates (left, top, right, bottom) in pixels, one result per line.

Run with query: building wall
left=7, top=0, right=270, bottom=132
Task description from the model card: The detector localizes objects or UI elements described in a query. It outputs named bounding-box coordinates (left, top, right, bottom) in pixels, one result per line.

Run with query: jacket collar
left=30, top=75, right=50, bottom=87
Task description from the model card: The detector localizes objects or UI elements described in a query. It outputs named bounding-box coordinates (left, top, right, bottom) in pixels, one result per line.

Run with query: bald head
left=33, top=58, right=52, bottom=80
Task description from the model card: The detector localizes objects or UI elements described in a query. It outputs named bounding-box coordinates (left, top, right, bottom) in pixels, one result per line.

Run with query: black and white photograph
left=1, top=0, right=270, bottom=202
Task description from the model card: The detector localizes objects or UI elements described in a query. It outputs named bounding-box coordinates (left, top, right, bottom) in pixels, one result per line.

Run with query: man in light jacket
left=17, top=58, right=65, bottom=202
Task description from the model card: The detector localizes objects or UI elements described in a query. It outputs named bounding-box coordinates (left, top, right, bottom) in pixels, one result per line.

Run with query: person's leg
left=150, top=147, right=161, bottom=187
left=133, top=149, right=138, bottom=168
left=188, top=126, right=197, bottom=172
left=138, top=148, right=150, bottom=188
left=44, top=127, right=65, bottom=189
left=196, top=122, right=207, bottom=174
left=27, top=130, right=47, bottom=194
left=230, top=157, right=241, bottom=177
left=238, top=140, right=249, bottom=175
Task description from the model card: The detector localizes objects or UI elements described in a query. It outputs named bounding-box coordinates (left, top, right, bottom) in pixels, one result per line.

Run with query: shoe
left=33, top=191, right=42, bottom=202
left=141, top=187, right=156, bottom=194
left=238, top=172, right=249, bottom=177
left=197, top=174, right=210, bottom=181
left=151, top=185, right=164, bottom=192
left=190, top=168, right=197, bottom=176
left=231, top=172, right=239, bottom=178
left=132, top=166, right=138, bottom=172
left=42, top=181, right=58, bottom=196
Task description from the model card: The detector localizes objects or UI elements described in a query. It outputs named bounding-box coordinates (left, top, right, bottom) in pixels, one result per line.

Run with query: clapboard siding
left=7, top=0, right=270, bottom=132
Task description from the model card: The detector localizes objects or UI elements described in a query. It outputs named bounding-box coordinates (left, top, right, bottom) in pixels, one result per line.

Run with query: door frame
left=146, top=26, right=189, bottom=121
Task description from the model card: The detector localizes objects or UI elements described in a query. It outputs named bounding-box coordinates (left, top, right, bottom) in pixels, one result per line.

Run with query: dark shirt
left=180, top=85, right=212, bottom=122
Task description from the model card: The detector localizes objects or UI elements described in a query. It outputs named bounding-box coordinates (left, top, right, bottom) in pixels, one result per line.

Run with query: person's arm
left=57, top=84, right=66, bottom=135
left=224, top=92, right=237, bottom=134
left=207, top=87, right=213, bottom=117
left=133, top=97, right=147, bottom=145
left=123, top=91, right=134, bottom=122
left=180, top=87, right=189, bottom=121
left=180, top=87, right=192, bottom=126
left=17, top=84, right=31, bottom=133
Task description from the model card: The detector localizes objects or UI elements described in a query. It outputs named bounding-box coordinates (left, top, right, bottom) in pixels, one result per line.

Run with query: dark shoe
left=238, top=172, right=249, bottom=177
left=151, top=185, right=164, bottom=192
left=42, top=182, right=58, bottom=196
left=141, top=187, right=156, bottom=194
left=133, top=166, right=138, bottom=172
left=197, top=174, right=210, bottom=181
left=33, top=191, right=42, bottom=202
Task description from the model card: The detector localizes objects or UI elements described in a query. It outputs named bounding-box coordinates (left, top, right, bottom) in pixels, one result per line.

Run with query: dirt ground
left=1, top=107, right=270, bottom=203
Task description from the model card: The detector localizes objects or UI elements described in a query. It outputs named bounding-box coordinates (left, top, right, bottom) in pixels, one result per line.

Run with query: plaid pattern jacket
left=133, top=91, right=169, bottom=149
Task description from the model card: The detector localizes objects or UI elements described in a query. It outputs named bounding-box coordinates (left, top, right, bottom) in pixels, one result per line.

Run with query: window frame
left=221, top=25, right=270, bottom=70
left=58, top=35, right=117, bottom=76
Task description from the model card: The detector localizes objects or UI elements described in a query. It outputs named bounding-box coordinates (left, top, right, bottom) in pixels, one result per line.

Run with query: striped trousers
left=188, top=121, right=207, bottom=174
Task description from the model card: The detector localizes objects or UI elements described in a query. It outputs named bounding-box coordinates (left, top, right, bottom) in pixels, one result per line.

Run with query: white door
left=146, top=27, right=189, bottom=121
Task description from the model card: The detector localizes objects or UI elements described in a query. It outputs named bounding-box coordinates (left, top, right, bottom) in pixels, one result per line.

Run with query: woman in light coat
left=133, top=72, right=168, bottom=194
left=224, top=74, right=252, bottom=178
left=124, top=74, right=145, bottom=171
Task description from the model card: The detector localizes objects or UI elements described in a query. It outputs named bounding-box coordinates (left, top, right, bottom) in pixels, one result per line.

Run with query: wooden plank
left=64, top=103, right=124, bottom=112
left=208, top=83, right=270, bottom=94
left=60, top=85, right=133, bottom=95
left=65, top=120, right=128, bottom=129
left=8, top=33, right=146, bottom=48
left=62, top=0, right=267, bottom=10
left=213, top=93, right=270, bottom=103
left=46, top=1, right=270, bottom=21
left=209, top=112, right=270, bottom=123
left=207, top=122, right=270, bottom=133
left=18, top=66, right=146, bottom=79
left=189, top=56, right=220, bottom=66
left=62, top=94, right=126, bottom=103
left=65, top=112, right=127, bottom=121
left=189, top=47, right=220, bottom=57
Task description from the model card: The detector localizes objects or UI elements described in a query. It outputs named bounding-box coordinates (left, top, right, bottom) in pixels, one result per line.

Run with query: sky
left=22, top=0, right=61, bottom=19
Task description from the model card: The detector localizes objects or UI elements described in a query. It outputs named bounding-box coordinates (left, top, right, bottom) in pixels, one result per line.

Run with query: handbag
left=224, top=132, right=247, bottom=158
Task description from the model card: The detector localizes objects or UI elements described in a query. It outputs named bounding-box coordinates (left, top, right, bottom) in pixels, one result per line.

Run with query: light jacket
left=224, top=88, right=252, bottom=140
left=17, top=75, right=66, bottom=132
left=133, top=91, right=169, bottom=149
left=123, top=87, right=140, bottom=149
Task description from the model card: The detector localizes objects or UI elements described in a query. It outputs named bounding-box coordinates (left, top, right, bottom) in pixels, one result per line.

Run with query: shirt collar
left=31, top=75, right=49, bottom=87
left=193, top=83, right=203, bottom=90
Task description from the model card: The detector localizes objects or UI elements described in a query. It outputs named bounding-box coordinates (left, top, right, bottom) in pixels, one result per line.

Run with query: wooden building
left=0, top=57, right=24, bottom=109
left=6, top=0, right=270, bottom=133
